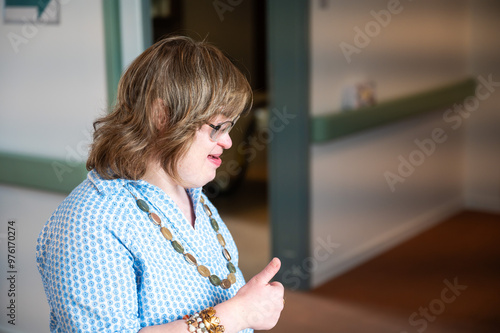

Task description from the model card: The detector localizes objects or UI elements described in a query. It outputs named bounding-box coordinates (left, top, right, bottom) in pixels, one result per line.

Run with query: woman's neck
left=142, top=161, right=196, bottom=228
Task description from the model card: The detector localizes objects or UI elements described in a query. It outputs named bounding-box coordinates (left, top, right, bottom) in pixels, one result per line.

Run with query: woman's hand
left=141, top=258, right=285, bottom=333
left=225, top=257, right=285, bottom=331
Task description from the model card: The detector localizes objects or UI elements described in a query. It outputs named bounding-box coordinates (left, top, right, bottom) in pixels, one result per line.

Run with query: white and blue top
left=36, top=170, right=252, bottom=333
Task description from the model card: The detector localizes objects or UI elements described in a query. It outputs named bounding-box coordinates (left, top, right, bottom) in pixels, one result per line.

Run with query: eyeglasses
left=207, top=115, right=240, bottom=142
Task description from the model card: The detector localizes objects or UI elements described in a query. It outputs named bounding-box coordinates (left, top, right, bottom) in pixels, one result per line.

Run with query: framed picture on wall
left=3, top=0, right=60, bottom=24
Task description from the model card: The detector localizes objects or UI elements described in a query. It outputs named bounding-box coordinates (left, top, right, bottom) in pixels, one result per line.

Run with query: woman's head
left=87, top=36, right=253, bottom=182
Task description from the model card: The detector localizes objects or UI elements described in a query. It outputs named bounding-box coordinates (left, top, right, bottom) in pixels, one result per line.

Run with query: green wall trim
left=102, top=0, right=122, bottom=107
left=0, top=151, right=87, bottom=194
left=311, top=78, right=477, bottom=143
left=141, top=0, right=153, bottom=49
left=267, top=0, right=311, bottom=290
left=0, top=2, right=126, bottom=193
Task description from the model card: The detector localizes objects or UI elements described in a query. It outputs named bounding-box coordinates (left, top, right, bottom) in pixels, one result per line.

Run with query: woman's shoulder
left=48, top=170, right=136, bottom=229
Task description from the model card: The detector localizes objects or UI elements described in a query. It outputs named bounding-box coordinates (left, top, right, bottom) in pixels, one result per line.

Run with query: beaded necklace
left=124, top=185, right=237, bottom=289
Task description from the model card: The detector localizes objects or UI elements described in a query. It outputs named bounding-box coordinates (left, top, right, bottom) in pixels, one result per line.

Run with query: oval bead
left=160, top=227, right=173, bottom=241
left=203, top=204, right=212, bottom=217
left=222, top=248, right=231, bottom=261
left=220, top=279, right=231, bottom=289
left=217, top=234, right=226, bottom=247
left=171, top=240, right=184, bottom=253
left=197, top=265, right=211, bottom=277
left=149, top=212, right=162, bottom=226
left=184, top=253, right=197, bottom=266
left=209, top=274, right=221, bottom=286
left=210, top=218, right=219, bottom=232
left=227, top=262, right=236, bottom=273
left=136, top=199, right=149, bottom=212
left=227, top=273, right=236, bottom=284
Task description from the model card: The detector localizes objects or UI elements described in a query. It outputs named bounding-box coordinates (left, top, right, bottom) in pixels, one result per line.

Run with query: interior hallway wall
left=0, top=186, right=65, bottom=333
left=308, top=0, right=484, bottom=287
left=464, top=0, right=500, bottom=213
left=0, top=0, right=107, bottom=160
left=0, top=1, right=147, bottom=332
left=0, top=1, right=106, bottom=331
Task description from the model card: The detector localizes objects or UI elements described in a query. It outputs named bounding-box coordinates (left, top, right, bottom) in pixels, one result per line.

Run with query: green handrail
left=0, top=151, right=87, bottom=193
left=311, top=77, right=476, bottom=143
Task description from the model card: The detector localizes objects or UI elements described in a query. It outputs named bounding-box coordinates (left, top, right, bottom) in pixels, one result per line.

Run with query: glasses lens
left=212, top=122, right=232, bottom=141
left=221, top=122, right=234, bottom=134
left=210, top=116, right=239, bottom=142
left=216, top=122, right=233, bottom=140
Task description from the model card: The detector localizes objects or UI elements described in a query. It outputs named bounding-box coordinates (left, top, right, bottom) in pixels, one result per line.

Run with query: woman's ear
left=152, top=98, right=167, bottom=131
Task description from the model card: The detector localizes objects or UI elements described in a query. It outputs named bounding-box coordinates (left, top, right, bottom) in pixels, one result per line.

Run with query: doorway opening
left=151, top=0, right=270, bottom=279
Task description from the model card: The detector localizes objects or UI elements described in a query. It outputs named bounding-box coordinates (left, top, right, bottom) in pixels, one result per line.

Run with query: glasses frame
left=207, top=115, right=240, bottom=142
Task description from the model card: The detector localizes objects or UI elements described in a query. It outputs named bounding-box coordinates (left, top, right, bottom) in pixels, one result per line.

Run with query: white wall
left=310, top=0, right=469, bottom=115
left=464, top=0, right=500, bottom=213
left=0, top=1, right=107, bottom=331
left=0, top=0, right=146, bottom=160
left=0, top=0, right=149, bottom=329
left=308, top=0, right=489, bottom=287
left=0, top=185, right=65, bottom=333
left=0, top=0, right=107, bottom=161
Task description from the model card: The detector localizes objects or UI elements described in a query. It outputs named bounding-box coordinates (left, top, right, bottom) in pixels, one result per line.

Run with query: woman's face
left=176, top=115, right=233, bottom=188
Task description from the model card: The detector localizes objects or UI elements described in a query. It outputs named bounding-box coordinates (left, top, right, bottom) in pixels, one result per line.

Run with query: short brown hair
left=87, top=36, right=253, bottom=182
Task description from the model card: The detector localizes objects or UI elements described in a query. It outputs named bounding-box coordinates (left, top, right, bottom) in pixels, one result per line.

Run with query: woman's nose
left=218, top=132, right=232, bottom=149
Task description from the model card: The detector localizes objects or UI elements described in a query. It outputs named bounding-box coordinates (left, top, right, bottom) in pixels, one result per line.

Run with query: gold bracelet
left=199, top=307, right=225, bottom=333
left=184, top=307, right=224, bottom=333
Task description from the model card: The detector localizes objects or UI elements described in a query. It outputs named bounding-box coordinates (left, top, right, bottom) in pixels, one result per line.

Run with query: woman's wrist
left=213, top=296, right=247, bottom=333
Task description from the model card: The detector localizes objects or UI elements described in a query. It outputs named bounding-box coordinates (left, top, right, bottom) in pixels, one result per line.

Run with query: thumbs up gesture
left=232, top=257, right=285, bottom=330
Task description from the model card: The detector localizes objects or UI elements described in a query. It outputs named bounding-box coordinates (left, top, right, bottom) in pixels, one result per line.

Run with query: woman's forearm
left=138, top=297, right=246, bottom=333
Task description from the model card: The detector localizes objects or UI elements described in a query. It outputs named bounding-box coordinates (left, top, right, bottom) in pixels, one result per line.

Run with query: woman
left=36, top=36, right=284, bottom=333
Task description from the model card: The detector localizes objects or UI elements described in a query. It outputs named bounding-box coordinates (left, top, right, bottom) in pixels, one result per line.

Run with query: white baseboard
left=311, top=197, right=463, bottom=288
left=464, top=193, right=500, bottom=214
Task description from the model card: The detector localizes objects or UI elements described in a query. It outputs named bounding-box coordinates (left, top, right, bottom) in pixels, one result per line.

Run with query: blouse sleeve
left=36, top=210, right=142, bottom=332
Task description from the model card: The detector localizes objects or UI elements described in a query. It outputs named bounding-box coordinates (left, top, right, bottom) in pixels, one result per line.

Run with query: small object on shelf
left=341, top=80, right=377, bottom=111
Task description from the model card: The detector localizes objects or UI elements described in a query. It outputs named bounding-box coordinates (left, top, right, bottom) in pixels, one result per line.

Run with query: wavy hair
left=86, top=36, right=253, bottom=182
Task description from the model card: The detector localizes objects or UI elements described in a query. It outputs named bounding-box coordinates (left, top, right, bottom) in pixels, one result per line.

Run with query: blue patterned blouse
left=36, top=170, right=252, bottom=333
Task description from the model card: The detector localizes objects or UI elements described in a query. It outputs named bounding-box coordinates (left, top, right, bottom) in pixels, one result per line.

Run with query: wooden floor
left=215, top=180, right=500, bottom=332
left=273, top=210, right=500, bottom=333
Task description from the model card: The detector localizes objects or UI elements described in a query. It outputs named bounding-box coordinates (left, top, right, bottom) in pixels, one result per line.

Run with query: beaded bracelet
left=184, top=312, right=205, bottom=333
left=184, top=307, right=224, bottom=333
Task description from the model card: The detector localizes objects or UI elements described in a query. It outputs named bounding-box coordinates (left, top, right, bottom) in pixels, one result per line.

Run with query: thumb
left=252, top=257, right=281, bottom=285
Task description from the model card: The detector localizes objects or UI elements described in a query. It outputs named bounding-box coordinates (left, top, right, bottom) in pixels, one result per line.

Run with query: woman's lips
left=208, top=154, right=222, bottom=167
